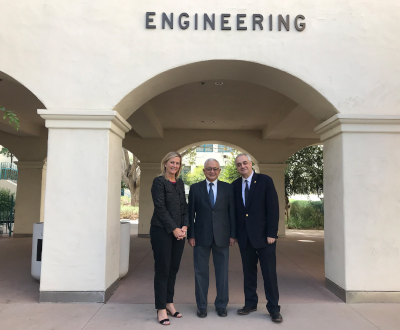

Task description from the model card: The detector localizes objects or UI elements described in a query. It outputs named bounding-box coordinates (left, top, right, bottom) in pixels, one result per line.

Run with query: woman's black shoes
left=166, top=309, right=182, bottom=318
left=157, top=310, right=170, bottom=326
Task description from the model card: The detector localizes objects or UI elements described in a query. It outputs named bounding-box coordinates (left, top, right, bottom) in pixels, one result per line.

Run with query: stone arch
left=114, top=60, right=338, bottom=122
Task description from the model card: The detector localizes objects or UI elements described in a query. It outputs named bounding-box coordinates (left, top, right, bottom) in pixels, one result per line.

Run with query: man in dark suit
left=188, top=158, right=236, bottom=318
left=233, top=154, right=283, bottom=323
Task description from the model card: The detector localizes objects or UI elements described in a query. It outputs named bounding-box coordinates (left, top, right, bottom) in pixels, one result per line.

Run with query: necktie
left=245, top=180, right=249, bottom=207
left=209, top=182, right=215, bottom=208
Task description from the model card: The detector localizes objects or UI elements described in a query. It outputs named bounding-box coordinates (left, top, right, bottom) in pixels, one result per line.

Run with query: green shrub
left=120, top=205, right=139, bottom=220
left=0, top=188, right=14, bottom=213
left=288, top=200, right=324, bottom=229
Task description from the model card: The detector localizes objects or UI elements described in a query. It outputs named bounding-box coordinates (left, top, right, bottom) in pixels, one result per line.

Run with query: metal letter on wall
left=295, top=15, right=306, bottom=31
left=179, top=13, right=190, bottom=29
left=204, top=13, right=215, bottom=30
left=146, top=12, right=156, bottom=29
left=278, top=14, right=290, bottom=31
left=252, top=14, right=264, bottom=30
left=221, top=14, right=231, bottom=30
left=237, top=14, right=247, bottom=30
left=162, top=13, right=174, bottom=29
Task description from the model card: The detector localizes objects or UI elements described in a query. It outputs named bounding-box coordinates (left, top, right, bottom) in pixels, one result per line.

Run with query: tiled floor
left=1, top=228, right=399, bottom=329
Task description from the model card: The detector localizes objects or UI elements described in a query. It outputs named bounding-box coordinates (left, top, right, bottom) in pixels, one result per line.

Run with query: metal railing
left=0, top=162, right=18, bottom=182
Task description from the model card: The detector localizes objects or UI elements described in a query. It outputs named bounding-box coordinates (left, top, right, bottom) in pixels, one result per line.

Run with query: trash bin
left=31, top=222, right=44, bottom=280
left=119, top=220, right=131, bottom=278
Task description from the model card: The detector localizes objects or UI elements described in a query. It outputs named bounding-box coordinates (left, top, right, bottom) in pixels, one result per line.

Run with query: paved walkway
left=0, top=228, right=399, bottom=329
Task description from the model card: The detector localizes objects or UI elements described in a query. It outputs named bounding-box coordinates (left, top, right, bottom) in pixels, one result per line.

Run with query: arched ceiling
left=0, top=71, right=46, bottom=137
left=128, top=79, right=321, bottom=140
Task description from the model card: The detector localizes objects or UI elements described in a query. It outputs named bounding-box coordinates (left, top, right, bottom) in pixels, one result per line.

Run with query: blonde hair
left=160, top=151, right=183, bottom=180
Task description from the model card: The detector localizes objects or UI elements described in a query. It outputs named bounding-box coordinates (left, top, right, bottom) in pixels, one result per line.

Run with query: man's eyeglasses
left=205, top=168, right=220, bottom=172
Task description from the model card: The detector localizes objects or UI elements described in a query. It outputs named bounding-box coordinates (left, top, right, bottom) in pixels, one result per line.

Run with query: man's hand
left=229, top=238, right=237, bottom=246
left=188, top=238, right=195, bottom=247
left=267, top=237, right=276, bottom=244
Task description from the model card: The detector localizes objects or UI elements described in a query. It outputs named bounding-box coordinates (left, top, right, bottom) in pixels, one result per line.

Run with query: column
left=13, top=161, right=46, bottom=236
left=315, top=115, right=400, bottom=303
left=138, top=163, right=160, bottom=237
left=257, top=164, right=287, bottom=238
left=38, top=110, right=131, bottom=303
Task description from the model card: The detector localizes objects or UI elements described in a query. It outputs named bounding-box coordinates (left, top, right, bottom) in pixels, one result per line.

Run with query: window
left=217, top=145, right=233, bottom=153
left=196, top=144, right=213, bottom=152
left=182, top=166, right=191, bottom=174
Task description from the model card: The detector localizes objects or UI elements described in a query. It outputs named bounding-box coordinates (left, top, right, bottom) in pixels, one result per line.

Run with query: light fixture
left=215, top=82, right=223, bottom=86
left=297, top=240, right=315, bottom=243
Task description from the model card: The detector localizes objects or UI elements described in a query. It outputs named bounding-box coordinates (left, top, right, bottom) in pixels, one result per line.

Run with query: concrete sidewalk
left=0, top=228, right=399, bottom=329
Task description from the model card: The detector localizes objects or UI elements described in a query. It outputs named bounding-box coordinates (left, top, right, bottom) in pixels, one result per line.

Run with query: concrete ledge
left=326, top=278, right=400, bottom=303
left=40, top=278, right=120, bottom=303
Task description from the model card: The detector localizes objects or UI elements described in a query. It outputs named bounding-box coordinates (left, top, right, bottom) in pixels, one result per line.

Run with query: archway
left=114, top=60, right=338, bottom=122
left=0, top=70, right=49, bottom=302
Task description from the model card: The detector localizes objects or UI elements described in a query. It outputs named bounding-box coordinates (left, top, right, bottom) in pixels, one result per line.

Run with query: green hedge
left=288, top=200, right=324, bottom=229
left=0, top=188, right=14, bottom=212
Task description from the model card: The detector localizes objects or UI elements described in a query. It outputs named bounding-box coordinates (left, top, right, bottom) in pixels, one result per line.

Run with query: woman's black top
left=150, top=176, right=189, bottom=233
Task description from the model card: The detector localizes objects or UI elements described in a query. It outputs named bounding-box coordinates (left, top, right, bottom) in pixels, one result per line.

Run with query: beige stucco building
left=0, top=0, right=399, bottom=304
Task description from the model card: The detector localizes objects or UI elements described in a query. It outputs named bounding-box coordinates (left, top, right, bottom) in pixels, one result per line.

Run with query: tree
left=219, top=155, right=240, bottom=183
left=0, top=147, right=15, bottom=163
left=180, top=145, right=198, bottom=165
left=284, top=145, right=323, bottom=198
left=0, top=106, right=20, bottom=131
left=182, top=166, right=205, bottom=186
left=121, top=148, right=140, bottom=206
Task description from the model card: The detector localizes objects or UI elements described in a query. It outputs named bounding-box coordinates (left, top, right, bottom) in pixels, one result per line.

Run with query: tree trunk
left=122, top=148, right=140, bottom=206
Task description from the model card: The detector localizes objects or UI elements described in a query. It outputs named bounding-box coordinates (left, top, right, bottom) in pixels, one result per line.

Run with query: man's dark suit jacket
left=188, top=180, right=236, bottom=247
left=233, top=172, right=279, bottom=249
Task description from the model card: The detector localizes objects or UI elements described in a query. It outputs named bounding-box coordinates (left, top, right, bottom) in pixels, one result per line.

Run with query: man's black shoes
left=197, top=309, right=207, bottom=318
left=270, top=312, right=283, bottom=322
left=237, top=305, right=257, bottom=315
left=216, top=308, right=227, bottom=317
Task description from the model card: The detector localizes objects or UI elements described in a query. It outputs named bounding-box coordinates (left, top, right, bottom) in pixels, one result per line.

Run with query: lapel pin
left=254, top=181, right=256, bottom=183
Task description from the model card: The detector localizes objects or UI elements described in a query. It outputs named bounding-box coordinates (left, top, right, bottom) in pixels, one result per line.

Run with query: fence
left=0, top=162, right=18, bottom=182
left=0, top=195, right=15, bottom=237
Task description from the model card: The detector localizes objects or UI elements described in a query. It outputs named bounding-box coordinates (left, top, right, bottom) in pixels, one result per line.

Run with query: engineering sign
left=145, top=12, right=306, bottom=32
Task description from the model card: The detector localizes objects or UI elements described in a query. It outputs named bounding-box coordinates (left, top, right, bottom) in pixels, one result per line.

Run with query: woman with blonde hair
left=150, top=151, right=188, bottom=325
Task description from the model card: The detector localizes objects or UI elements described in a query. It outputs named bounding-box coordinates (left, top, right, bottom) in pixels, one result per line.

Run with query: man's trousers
left=239, top=239, right=280, bottom=313
left=193, top=241, right=229, bottom=310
